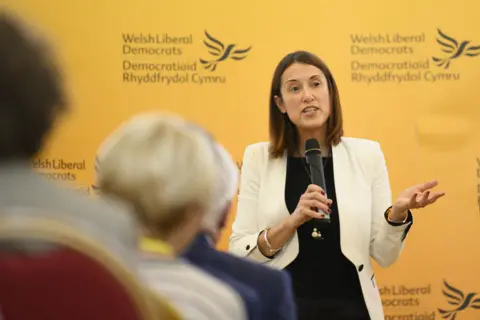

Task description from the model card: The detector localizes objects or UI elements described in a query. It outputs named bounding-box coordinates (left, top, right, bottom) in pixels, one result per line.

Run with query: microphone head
left=305, top=138, right=321, bottom=156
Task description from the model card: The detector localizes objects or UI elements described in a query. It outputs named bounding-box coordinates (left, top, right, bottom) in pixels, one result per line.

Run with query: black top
left=284, top=156, right=371, bottom=319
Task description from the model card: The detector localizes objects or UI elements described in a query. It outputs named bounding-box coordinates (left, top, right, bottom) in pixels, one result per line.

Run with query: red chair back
left=0, top=247, right=143, bottom=320
left=0, top=216, right=170, bottom=320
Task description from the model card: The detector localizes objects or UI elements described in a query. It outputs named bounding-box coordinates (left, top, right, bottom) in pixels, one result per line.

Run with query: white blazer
left=228, top=137, right=413, bottom=320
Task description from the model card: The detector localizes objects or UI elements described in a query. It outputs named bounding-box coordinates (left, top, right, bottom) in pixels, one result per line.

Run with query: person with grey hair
left=182, top=141, right=297, bottom=320
left=95, top=112, right=247, bottom=320
left=0, top=10, right=139, bottom=269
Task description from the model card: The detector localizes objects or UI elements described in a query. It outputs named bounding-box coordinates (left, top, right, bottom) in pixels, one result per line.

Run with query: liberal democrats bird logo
left=437, top=279, right=480, bottom=319
left=432, top=29, right=480, bottom=69
left=199, top=30, right=252, bottom=72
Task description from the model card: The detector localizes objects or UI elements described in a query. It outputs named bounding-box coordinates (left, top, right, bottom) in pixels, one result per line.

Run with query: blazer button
left=246, top=245, right=250, bottom=250
left=358, top=264, right=364, bottom=272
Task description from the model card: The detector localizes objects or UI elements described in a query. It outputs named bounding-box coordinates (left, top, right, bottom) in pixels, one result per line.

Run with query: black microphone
left=305, top=138, right=331, bottom=225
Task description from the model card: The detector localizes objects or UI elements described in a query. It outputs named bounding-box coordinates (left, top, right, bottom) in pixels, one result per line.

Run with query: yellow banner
left=5, top=1, right=480, bottom=318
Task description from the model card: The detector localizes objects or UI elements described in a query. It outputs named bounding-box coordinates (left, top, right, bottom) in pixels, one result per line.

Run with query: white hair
left=95, top=111, right=217, bottom=234
left=202, top=142, right=239, bottom=233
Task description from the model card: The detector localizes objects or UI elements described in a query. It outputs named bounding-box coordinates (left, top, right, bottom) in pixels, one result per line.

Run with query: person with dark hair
left=0, top=11, right=139, bottom=268
left=229, top=50, right=445, bottom=319
left=0, top=12, right=67, bottom=159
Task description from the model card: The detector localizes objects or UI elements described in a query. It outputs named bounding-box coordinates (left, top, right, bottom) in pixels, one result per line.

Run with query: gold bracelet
left=386, top=207, right=408, bottom=223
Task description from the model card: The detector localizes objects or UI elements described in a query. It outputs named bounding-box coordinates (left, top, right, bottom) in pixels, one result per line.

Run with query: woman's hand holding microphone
left=258, top=184, right=332, bottom=257
left=288, top=184, right=332, bottom=229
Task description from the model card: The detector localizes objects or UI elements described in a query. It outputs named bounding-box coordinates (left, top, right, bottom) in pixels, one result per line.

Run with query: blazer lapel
left=332, top=140, right=367, bottom=263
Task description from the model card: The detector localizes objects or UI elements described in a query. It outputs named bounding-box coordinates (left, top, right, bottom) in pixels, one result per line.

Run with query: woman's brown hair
left=268, top=51, right=343, bottom=158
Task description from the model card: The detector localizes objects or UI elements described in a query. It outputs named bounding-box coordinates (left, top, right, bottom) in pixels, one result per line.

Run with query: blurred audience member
left=0, top=11, right=139, bottom=268
left=182, top=140, right=297, bottom=320
left=95, top=112, right=247, bottom=320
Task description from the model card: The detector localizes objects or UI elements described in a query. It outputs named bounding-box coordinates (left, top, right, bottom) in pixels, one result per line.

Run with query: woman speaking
left=228, top=51, right=445, bottom=320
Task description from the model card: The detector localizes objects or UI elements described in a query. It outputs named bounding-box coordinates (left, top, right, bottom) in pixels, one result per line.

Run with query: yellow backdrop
left=5, top=0, right=480, bottom=318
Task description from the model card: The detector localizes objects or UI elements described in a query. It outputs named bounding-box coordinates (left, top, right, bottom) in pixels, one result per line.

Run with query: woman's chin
left=297, top=120, right=327, bottom=132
